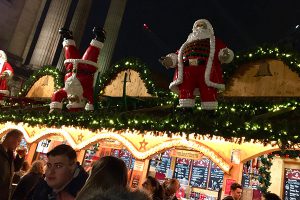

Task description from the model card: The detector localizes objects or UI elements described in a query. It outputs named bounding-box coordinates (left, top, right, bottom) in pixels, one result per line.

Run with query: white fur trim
left=66, top=102, right=85, bottom=109
left=0, top=90, right=10, bottom=96
left=90, top=39, right=104, bottom=49
left=201, top=101, right=218, bottom=110
left=218, top=48, right=234, bottom=64
left=166, top=53, right=178, bottom=67
left=0, top=50, right=7, bottom=61
left=179, top=99, right=195, bottom=107
left=64, top=59, right=98, bottom=68
left=63, top=39, right=76, bottom=47
left=50, top=102, right=63, bottom=109
left=85, top=103, right=94, bottom=111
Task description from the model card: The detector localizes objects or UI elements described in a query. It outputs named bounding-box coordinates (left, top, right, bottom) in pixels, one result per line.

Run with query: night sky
left=83, top=0, right=300, bottom=82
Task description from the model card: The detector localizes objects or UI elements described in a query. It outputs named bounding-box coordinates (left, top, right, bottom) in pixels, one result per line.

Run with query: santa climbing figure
left=50, top=27, right=105, bottom=112
left=160, top=19, right=234, bottom=110
left=0, top=50, right=14, bottom=105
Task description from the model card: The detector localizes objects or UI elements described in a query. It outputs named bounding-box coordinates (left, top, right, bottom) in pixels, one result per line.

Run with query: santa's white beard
left=186, top=28, right=212, bottom=43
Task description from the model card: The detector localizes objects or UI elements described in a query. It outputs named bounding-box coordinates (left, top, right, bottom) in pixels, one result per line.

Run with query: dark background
left=81, top=0, right=300, bottom=81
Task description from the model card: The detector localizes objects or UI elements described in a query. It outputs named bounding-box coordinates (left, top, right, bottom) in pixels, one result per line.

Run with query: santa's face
left=187, top=21, right=212, bottom=42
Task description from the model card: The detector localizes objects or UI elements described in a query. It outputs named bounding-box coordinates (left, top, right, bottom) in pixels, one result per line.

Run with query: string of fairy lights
left=5, top=46, right=299, bottom=148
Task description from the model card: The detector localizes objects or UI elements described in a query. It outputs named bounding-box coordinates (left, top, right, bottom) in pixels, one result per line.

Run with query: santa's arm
left=159, top=53, right=178, bottom=69
left=1, top=62, right=13, bottom=79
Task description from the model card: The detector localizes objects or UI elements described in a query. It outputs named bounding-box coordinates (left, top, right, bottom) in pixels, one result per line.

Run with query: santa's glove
left=159, top=56, right=173, bottom=69
left=93, top=27, right=106, bottom=43
left=59, top=28, right=73, bottom=40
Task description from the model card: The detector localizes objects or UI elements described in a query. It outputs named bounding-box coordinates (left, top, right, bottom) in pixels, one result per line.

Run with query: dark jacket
left=0, top=144, right=24, bottom=200
left=222, top=196, right=234, bottom=200
left=77, top=187, right=151, bottom=200
left=11, top=172, right=44, bottom=200
left=29, top=163, right=88, bottom=200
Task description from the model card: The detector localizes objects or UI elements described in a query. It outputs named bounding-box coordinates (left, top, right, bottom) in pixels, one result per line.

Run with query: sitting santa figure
left=160, top=19, right=234, bottom=110
left=49, top=27, right=105, bottom=112
left=0, top=50, right=14, bottom=105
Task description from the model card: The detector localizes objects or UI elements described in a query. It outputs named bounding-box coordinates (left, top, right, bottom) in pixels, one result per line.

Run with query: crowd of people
left=1, top=130, right=282, bottom=200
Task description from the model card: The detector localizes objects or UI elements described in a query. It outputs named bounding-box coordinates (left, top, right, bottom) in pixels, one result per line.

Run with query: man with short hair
left=163, top=178, right=180, bottom=200
left=223, top=183, right=243, bottom=200
left=0, top=130, right=25, bottom=200
left=30, top=144, right=88, bottom=200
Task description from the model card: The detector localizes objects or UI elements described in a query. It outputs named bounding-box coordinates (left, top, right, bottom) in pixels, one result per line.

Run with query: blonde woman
left=11, top=160, right=44, bottom=200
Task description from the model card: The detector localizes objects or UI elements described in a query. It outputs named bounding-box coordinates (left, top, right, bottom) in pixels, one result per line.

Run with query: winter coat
left=29, top=164, right=88, bottom=200
left=11, top=172, right=44, bottom=200
left=0, top=144, right=24, bottom=200
left=76, top=187, right=151, bottom=200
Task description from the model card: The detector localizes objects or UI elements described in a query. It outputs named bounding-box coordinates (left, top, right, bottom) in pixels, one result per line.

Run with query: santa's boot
left=59, top=27, right=73, bottom=40
left=93, top=27, right=106, bottom=43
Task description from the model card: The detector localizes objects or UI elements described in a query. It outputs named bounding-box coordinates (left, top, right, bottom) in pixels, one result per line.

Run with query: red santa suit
left=0, top=50, right=13, bottom=104
left=165, top=19, right=234, bottom=110
left=50, top=39, right=103, bottom=111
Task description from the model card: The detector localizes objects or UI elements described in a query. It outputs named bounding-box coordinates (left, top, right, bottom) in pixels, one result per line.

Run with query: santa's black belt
left=183, top=59, right=206, bottom=66
left=66, top=69, right=94, bottom=74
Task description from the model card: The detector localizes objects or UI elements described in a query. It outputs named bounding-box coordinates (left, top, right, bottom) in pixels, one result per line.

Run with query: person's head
left=76, top=156, right=128, bottom=200
left=142, top=176, right=164, bottom=199
left=21, top=160, right=30, bottom=172
left=0, top=50, right=7, bottom=61
left=187, top=19, right=214, bottom=42
left=163, top=178, right=180, bottom=198
left=263, top=192, right=281, bottom=200
left=2, top=130, right=23, bottom=151
left=230, top=183, right=242, bottom=200
left=28, top=160, right=44, bottom=175
left=45, top=144, right=77, bottom=191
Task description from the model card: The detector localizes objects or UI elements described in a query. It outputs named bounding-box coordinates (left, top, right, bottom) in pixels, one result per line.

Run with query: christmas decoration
left=160, top=19, right=234, bottom=109
left=0, top=50, right=14, bottom=104
left=258, top=154, right=274, bottom=194
left=50, top=27, right=106, bottom=112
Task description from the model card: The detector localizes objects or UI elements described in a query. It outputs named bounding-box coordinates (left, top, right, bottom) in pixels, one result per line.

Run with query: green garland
left=97, top=57, right=171, bottom=98
left=18, top=66, right=64, bottom=97
left=223, top=46, right=300, bottom=82
left=2, top=46, right=299, bottom=148
left=258, top=154, right=274, bottom=194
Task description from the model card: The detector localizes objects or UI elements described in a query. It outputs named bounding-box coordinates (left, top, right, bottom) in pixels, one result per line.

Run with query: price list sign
left=119, top=149, right=132, bottom=169
left=208, top=161, right=224, bottom=191
left=155, top=150, right=172, bottom=174
left=190, top=158, right=210, bottom=188
left=174, top=158, right=191, bottom=182
left=241, top=172, right=251, bottom=188
left=284, top=168, right=300, bottom=200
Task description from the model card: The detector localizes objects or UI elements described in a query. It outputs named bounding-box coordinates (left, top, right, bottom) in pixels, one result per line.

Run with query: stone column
left=56, top=0, right=93, bottom=72
left=29, top=0, right=72, bottom=70
left=97, top=0, right=127, bottom=76
left=8, top=0, right=46, bottom=60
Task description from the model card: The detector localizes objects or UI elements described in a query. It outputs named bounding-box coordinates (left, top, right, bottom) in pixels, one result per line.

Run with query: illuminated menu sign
left=150, top=150, right=171, bottom=174
left=284, top=168, right=300, bottom=200
left=241, top=172, right=250, bottom=188
left=112, top=149, right=135, bottom=170
left=174, top=158, right=191, bottom=182
left=208, top=161, right=224, bottom=191
left=190, top=158, right=210, bottom=188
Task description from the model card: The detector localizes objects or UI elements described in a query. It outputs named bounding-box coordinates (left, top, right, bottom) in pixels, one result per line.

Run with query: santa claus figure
left=160, top=19, right=234, bottom=110
left=0, top=50, right=13, bottom=105
left=49, top=27, right=105, bottom=112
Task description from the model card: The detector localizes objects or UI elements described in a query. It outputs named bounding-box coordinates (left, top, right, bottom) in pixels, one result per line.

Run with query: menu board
left=119, top=149, right=132, bottom=169
left=174, top=158, right=191, bottom=183
left=284, top=168, right=300, bottom=200
left=150, top=150, right=171, bottom=174
left=208, top=161, right=224, bottom=191
left=241, top=172, right=250, bottom=188
left=190, top=158, right=210, bottom=188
